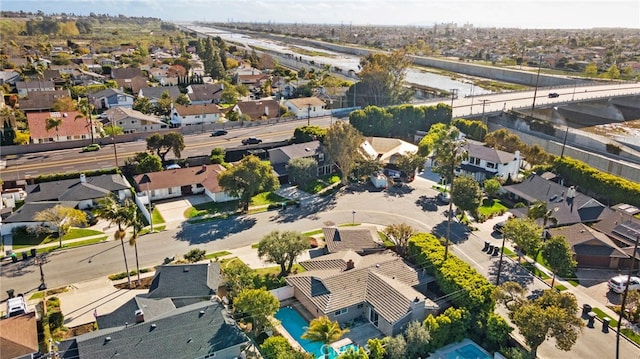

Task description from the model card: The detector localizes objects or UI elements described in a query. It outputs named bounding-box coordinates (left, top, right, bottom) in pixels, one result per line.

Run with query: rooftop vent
left=105, top=337, right=111, bottom=343
left=199, top=310, right=205, bottom=317
left=135, top=309, right=144, bottom=323
left=183, top=267, right=190, bottom=272
left=345, top=259, right=355, bottom=270
left=150, top=323, right=157, bottom=330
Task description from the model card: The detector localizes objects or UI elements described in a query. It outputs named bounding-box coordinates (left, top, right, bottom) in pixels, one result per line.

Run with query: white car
left=165, top=164, right=181, bottom=170
left=608, top=275, right=640, bottom=294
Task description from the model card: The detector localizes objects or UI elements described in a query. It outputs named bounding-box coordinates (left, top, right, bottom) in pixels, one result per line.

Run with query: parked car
left=608, top=275, right=640, bottom=294
left=6, top=296, right=28, bottom=318
left=493, top=221, right=506, bottom=234
left=84, top=210, right=98, bottom=226
left=242, top=137, right=262, bottom=145
left=211, top=129, right=228, bottom=137
left=548, top=92, right=560, bottom=98
left=81, top=144, right=101, bottom=152
left=437, top=192, right=450, bottom=204
left=392, top=177, right=403, bottom=187
left=165, top=164, right=181, bottom=170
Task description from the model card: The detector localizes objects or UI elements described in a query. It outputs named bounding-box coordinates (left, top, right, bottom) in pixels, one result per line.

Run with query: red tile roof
left=26, top=111, right=93, bottom=140
left=133, top=164, right=226, bottom=193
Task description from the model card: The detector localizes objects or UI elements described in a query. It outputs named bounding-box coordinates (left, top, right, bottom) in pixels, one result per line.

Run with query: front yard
left=12, top=228, right=105, bottom=249
left=185, top=191, right=288, bottom=219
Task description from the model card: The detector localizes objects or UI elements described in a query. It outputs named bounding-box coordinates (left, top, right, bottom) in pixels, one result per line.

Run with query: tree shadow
left=415, top=195, right=438, bottom=212
left=270, top=195, right=338, bottom=223
left=174, top=216, right=257, bottom=244
left=383, top=185, right=415, bottom=198
left=431, top=220, right=470, bottom=244
left=489, top=259, right=535, bottom=289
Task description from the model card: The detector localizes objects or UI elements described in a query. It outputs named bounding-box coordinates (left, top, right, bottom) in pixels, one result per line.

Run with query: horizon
left=3, top=0, right=639, bottom=29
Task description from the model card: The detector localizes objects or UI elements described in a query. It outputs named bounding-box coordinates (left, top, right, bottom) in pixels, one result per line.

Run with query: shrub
left=184, top=248, right=207, bottom=263
left=48, top=311, right=65, bottom=331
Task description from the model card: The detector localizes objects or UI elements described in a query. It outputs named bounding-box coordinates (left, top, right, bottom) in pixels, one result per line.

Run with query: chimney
left=135, top=309, right=144, bottom=323
left=80, top=174, right=87, bottom=183
left=345, top=259, right=354, bottom=270
left=201, top=165, right=206, bottom=172
left=264, top=104, right=269, bottom=117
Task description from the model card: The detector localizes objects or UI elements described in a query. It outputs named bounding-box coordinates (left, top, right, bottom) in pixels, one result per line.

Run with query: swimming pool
left=443, top=342, right=492, bottom=359
left=274, top=307, right=358, bottom=358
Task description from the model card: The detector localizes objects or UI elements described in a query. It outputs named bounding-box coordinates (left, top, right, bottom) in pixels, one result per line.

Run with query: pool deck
left=427, top=338, right=492, bottom=359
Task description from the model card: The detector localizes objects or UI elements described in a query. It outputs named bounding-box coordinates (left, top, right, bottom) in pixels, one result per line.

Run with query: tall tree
left=501, top=218, right=543, bottom=261
left=403, top=321, right=431, bottom=359
left=34, top=205, right=87, bottom=248
left=234, top=288, right=279, bottom=336
left=222, top=261, right=256, bottom=299
left=287, top=157, right=318, bottom=187
left=154, top=91, right=173, bottom=118
left=483, top=178, right=502, bottom=198
left=383, top=335, right=407, bottom=359
left=393, top=152, right=425, bottom=180
left=356, top=50, right=412, bottom=107
left=417, top=122, right=448, bottom=156
left=218, top=155, right=279, bottom=211
left=384, top=223, right=416, bottom=257
left=75, top=97, right=94, bottom=143
left=257, top=230, right=309, bottom=277
left=45, top=117, right=63, bottom=142
left=146, top=132, right=185, bottom=163
left=324, top=121, right=364, bottom=185
left=528, top=200, right=558, bottom=233
left=497, top=284, right=583, bottom=358
left=133, top=96, right=154, bottom=114
left=124, top=200, right=144, bottom=286
left=432, top=126, right=466, bottom=259
left=452, top=175, right=482, bottom=219
left=95, top=196, right=134, bottom=287
left=541, top=235, right=576, bottom=287
left=302, top=316, right=349, bottom=358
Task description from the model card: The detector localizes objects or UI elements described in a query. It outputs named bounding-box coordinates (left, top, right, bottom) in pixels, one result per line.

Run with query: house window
left=204, top=354, right=215, bottom=358
left=486, top=162, right=496, bottom=169
left=318, top=153, right=325, bottom=161
left=335, top=308, right=347, bottom=316
left=168, top=187, right=173, bottom=195
left=195, top=115, right=200, bottom=119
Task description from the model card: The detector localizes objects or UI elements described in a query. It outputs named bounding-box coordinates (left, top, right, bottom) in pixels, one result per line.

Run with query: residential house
left=323, top=225, right=385, bottom=255
left=103, top=107, right=167, bottom=134
left=267, top=140, right=332, bottom=183
left=0, top=70, right=21, bottom=86
left=138, top=86, right=182, bottom=104
left=503, top=174, right=611, bottom=228
left=361, top=137, right=419, bottom=166
left=16, top=81, right=55, bottom=96
left=71, top=69, right=105, bottom=85
left=78, top=262, right=247, bottom=359
left=0, top=312, right=39, bottom=359
left=284, top=97, right=327, bottom=119
left=98, top=58, right=118, bottom=67
left=1, top=173, right=131, bottom=235
left=26, top=111, right=99, bottom=143
left=97, top=263, right=221, bottom=329
left=18, top=89, right=72, bottom=113
left=232, top=99, right=281, bottom=121
left=170, top=103, right=222, bottom=127
left=114, top=76, right=149, bottom=94
left=132, top=164, right=235, bottom=203
left=457, top=140, right=522, bottom=183
left=548, top=223, right=629, bottom=268
left=111, top=67, right=144, bottom=80
left=186, top=83, right=224, bottom=105
left=91, top=88, right=135, bottom=110
left=286, top=250, right=438, bottom=337
left=591, top=204, right=640, bottom=267
left=236, top=73, right=270, bottom=92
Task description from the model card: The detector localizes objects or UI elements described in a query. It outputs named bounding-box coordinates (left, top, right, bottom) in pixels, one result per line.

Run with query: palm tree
left=45, top=117, right=62, bottom=142
left=124, top=200, right=144, bottom=286
left=75, top=97, right=94, bottom=144
left=302, top=316, right=349, bottom=359
left=432, top=127, right=467, bottom=259
left=528, top=200, right=559, bottom=239
left=95, top=195, right=132, bottom=287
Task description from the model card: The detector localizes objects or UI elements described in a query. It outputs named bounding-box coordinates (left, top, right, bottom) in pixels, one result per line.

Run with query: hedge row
left=554, top=156, right=640, bottom=207
left=34, top=168, right=120, bottom=184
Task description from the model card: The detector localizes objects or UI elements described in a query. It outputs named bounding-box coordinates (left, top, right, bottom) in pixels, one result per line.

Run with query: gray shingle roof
left=268, top=140, right=323, bottom=164
left=286, top=250, right=436, bottom=322
left=140, top=86, right=182, bottom=100
left=96, top=296, right=176, bottom=329
left=323, top=226, right=384, bottom=254
left=465, top=140, right=518, bottom=164
left=25, top=174, right=130, bottom=203
left=147, top=263, right=220, bottom=299
left=61, top=301, right=248, bottom=359
left=548, top=223, right=628, bottom=258
left=4, top=201, right=79, bottom=223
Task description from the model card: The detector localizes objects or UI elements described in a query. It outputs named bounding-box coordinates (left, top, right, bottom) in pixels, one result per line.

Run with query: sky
left=3, top=0, right=639, bottom=29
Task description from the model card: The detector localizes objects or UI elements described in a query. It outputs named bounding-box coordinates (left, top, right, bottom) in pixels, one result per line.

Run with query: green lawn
left=250, top=192, right=287, bottom=206
left=591, top=307, right=618, bottom=327
left=12, top=228, right=104, bottom=249
left=185, top=191, right=286, bottom=219
left=302, top=229, right=323, bottom=236
left=38, top=236, right=108, bottom=253
left=301, top=175, right=341, bottom=194
left=621, top=328, right=640, bottom=345
left=478, top=198, right=508, bottom=217
left=205, top=251, right=231, bottom=260
left=152, top=207, right=165, bottom=224
left=378, top=231, right=394, bottom=247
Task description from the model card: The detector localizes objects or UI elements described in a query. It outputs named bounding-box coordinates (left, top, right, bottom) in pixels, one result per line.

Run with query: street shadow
left=270, top=196, right=338, bottom=223
left=0, top=257, right=37, bottom=278
left=76, top=243, right=122, bottom=264
left=488, top=260, right=535, bottom=288
left=175, top=216, right=257, bottom=244
left=415, top=195, right=438, bottom=212
left=431, top=220, right=470, bottom=244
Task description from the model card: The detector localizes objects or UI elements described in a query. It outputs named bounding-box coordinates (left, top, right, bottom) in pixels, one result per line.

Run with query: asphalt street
left=2, top=174, right=639, bottom=358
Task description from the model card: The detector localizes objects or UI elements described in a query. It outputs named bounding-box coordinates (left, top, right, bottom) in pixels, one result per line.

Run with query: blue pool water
left=444, top=343, right=492, bottom=359
left=274, top=307, right=358, bottom=358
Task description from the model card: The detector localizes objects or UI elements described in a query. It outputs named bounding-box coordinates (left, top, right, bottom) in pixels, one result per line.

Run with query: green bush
left=184, top=248, right=207, bottom=263
left=108, top=268, right=151, bottom=280
left=34, top=168, right=119, bottom=184
left=554, top=156, right=640, bottom=207
left=48, top=311, right=65, bottom=331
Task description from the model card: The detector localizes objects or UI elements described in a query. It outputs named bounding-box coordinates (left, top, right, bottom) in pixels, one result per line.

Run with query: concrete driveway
left=153, top=195, right=211, bottom=229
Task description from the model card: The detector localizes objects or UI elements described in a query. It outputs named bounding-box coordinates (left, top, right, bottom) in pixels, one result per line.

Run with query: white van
left=6, top=296, right=28, bottom=317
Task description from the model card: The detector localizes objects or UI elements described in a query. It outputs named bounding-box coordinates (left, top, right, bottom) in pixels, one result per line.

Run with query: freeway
left=1, top=116, right=335, bottom=182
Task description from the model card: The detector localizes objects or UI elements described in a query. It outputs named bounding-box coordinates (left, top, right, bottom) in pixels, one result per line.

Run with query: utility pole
left=449, top=89, right=458, bottom=121
left=530, top=55, right=543, bottom=118
left=616, top=234, right=639, bottom=359
left=306, top=103, right=311, bottom=126
left=110, top=114, right=119, bottom=168
left=480, top=99, right=489, bottom=124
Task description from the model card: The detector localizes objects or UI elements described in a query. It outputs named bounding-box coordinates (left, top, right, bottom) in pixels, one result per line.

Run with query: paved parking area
left=576, top=267, right=626, bottom=307
left=153, top=195, right=211, bottom=229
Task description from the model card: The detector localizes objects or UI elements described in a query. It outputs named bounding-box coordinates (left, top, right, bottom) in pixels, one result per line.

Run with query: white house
left=16, top=81, right=55, bottom=96
left=132, top=165, right=236, bottom=204
left=457, top=139, right=521, bottom=182
left=170, top=103, right=221, bottom=127
left=284, top=97, right=327, bottom=119
left=103, top=107, right=168, bottom=134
